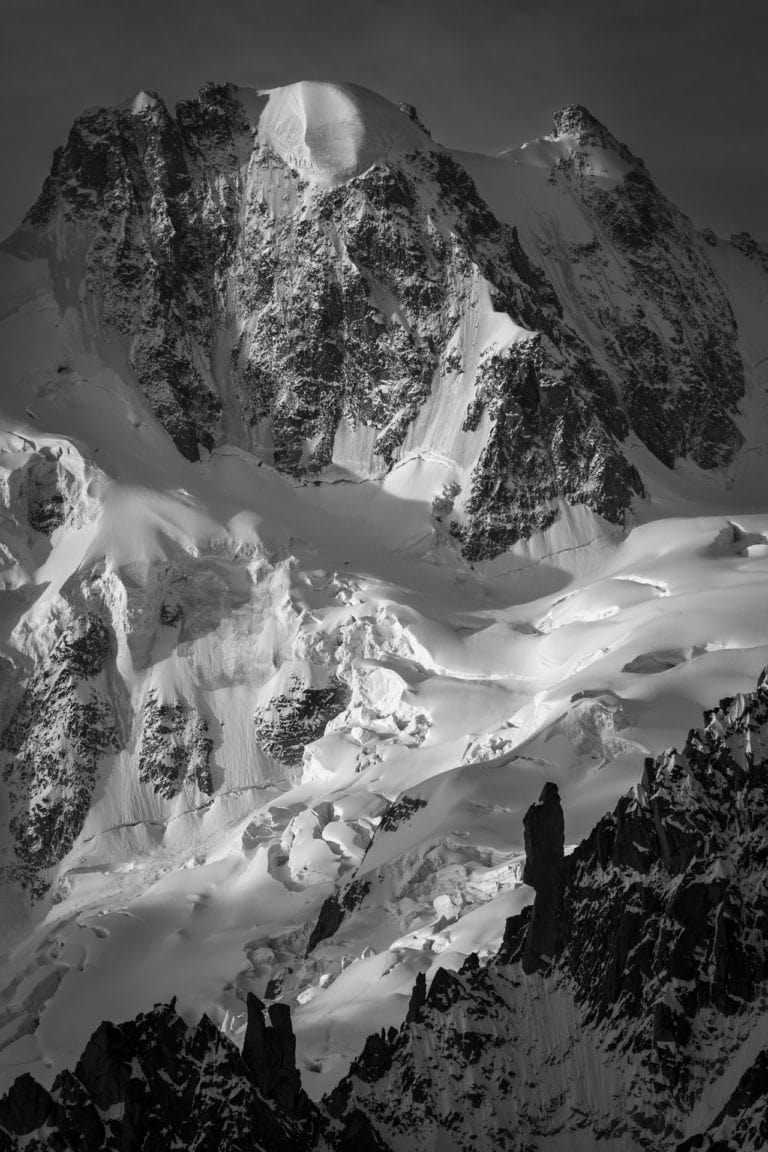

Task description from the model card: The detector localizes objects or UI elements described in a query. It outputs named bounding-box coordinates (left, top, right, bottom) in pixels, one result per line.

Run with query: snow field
left=1, top=91, right=768, bottom=1108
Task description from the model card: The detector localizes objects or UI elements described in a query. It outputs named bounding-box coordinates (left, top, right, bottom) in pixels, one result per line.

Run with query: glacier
left=0, top=79, right=767, bottom=1149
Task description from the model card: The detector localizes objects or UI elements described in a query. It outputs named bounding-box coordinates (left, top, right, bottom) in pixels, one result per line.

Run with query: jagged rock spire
left=242, top=993, right=305, bottom=1115
left=405, top=970, right=427, bottom=1023
left=521, top=781, right=568, bottom=973
left=0, top=999, right=317, bottom=1151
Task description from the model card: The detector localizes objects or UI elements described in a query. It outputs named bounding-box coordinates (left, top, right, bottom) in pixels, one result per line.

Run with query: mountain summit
left=552, top=102, right=642, bottom=165
left=10, top=80, right=750, bottom=555
left=1, top=77, right=768, bottom=1151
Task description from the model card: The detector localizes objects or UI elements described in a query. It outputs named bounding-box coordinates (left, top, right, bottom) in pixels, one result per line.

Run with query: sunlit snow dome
left=248, top=80, right=432, bottom=183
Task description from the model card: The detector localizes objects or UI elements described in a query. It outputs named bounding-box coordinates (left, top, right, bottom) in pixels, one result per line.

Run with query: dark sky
left=2, top=0, right=766, bottom=240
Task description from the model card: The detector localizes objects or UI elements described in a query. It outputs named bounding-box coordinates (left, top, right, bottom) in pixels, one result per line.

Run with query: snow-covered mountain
left=328, top=675, right=768, bottom=1150
left=4, top=673, right=768, bottom=1150
left=1, top=79, right=768, bottom=1149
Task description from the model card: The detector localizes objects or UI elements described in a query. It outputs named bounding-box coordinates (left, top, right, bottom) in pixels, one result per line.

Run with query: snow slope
left=0, top=83, right=767, bottom=1139
left=253, top=81, right=431, bottom=183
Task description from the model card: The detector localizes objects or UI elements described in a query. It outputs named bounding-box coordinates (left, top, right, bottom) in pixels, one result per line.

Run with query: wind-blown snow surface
left=0, top=82, right=768, bottom=1114
left=254, top=81, right=431, bottom=183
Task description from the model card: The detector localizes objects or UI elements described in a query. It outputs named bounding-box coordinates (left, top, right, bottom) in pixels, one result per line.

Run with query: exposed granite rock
left=5, top=670, right=768, bottom=1148
left=241, top=993, right=309, bottom=1117
left=13, top=87, right=756, bottom=560
left=552, top=104, right=640, bottom=168
left=561, top=682, right=768, bottom=1102
left=137, top=689, right=213, bottom=798
left=378, top=794, right=427, bottom=832
left=23, top=88, right=242, bottom=460
left=0, top=617, right=120, bottom=897
left=0, top=447, right=96, bottom=548
left=326, top=667, right=768, bottom=1150
left=0, top=999, right=318, bottom=1152
left=17, top=85, right=652, bottom=557
left=396, top=103, right=432, bottom=138
left=411, top=148, right=644, bottom=556
left=231, top=157, right=453, bottom=472
left=306, top=879, right=371, bottom=955
left=521, top=781, right=567, bottom=973
left=23, top=448, right=68, bottom=534
left=343, top=1028, right=399, bottom=1086
left=460, top=335, right=640, bottom=558
left=543, top=106, right=746, bottom=472
left=731, top=230, right=768, bottom=274
left=159, top=599, right=184, bottom=626
left=405, top=971, right=428, bottom=1025
left=254, top=671, right=350, bottom=767
left=329, top=1108, right=392, bottom=1152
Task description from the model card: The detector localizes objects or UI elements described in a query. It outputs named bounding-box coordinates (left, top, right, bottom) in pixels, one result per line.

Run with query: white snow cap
left=251, top=81, right=432, bottom=184
left=129, top=90, right=161, bottom=115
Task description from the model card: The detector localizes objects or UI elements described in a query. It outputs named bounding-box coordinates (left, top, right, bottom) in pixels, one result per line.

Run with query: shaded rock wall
left=0, top=617, right=120, bottom=897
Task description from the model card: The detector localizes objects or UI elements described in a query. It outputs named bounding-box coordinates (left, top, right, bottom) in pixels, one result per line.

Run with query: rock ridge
left=5, top=670, right=768, bottom=1148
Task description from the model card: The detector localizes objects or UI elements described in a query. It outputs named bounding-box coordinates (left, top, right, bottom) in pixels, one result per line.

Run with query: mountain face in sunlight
left=18, top=80, right=747, bottom=558
left=1, top=80, right=768, bottom=1151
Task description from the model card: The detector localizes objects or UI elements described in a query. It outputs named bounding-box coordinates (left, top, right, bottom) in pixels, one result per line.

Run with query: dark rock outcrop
left=539, top=105, right=746, bottom=473
left=0, top=616, right=120, bottom=897
left=7, top=86, right=757, bottom=561
left=8, top=85, right=652, bottom=558
left=521, top=780, right=567, bottom=972
left=2, top=82, right=767, bottom=1150
left=21, top=447, right=71, bottom=535
left=405, top=970, right=427, bottom=1024
left=327, top=667, right=768, bottom=1150
left=137, top=689, right=214, bottom=798
left=378, top=794, right=427, bottom=832
left=5, top=670, right=768, bottom=1149
left=23, top=87, right=234, bottom=461
left=253, top=672, right=350, bottom=767
left=552, top=104, right=639, bottom=167
left=306, top=878, right=371, bottom=955
left=241, top=993, right=308, bottom=1117
left=0, top=999, right=318, bottom=1152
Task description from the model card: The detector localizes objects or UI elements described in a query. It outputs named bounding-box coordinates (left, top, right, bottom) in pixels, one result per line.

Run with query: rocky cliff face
left=0, top=616, right=120, bottom=899
left=137, top=689, right=214, bottom=798
left=0, top=996, right=320, bottom=1152
left=4, top=670, right=768, bottom=1150
left=520, top=780, right=566, bottom=973
left=486, top=105, right=747, bottom=473
left=15, top=88, right=752, bottom=560
left=17, top=82, right=742, bottom=559
left=553, top=107, right=745, bottom=470
left=1, top=78, right=768, bottom=1149
left=326, top=669, right=768, bottom=1151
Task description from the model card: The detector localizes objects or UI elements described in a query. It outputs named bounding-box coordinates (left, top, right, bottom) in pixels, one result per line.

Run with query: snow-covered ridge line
left=252, top=81, right=434, bottom=183
left=11, top=77, right=653, bottom=555
left=1, top=75, right=768, bottom=1143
